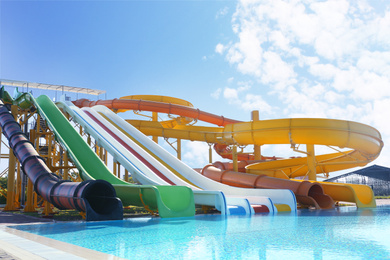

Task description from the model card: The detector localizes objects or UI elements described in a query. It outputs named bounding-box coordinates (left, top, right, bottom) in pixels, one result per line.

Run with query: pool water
left=11, top=206, right=390, bottom=259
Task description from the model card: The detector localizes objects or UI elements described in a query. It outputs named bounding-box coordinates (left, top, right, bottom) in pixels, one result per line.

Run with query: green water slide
left=32, top=94, right=195, bottom=218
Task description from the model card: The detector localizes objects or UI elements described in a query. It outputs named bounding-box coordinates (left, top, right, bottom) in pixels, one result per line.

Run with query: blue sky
left=1, top=0, right=390, bottom=176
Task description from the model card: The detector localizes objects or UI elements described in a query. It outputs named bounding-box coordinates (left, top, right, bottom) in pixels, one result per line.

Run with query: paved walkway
left=0, top=211, right=123, bottom=259
left=0, top=211, right=53, bottom=259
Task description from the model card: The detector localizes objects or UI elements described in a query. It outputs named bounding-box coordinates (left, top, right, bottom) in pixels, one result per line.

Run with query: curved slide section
left=36, top=95, right=195, bottom=218
left=87, top=105, right=297, bottom=214
left=0, top=100, right=123, bottom=221
left=74, top=98, right=383, bottom=176
left=73, top=98, right=240, bottom=127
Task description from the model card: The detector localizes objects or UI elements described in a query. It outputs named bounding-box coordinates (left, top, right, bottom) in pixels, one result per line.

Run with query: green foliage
left=375, top=196, right=390, bottom=199
left=0, top=177, right=7, bottom=204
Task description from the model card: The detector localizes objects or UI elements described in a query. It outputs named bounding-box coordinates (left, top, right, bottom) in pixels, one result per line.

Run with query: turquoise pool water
left=11, top=206, right=390, bottom=259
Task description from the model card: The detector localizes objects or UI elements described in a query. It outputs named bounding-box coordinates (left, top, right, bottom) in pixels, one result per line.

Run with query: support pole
left=4, top=105, right=18, bottom=211
left=24, top=179, right=36, bottom=212
left=251, top=110, right=261, bottom=160
left=117, top=162, right=121, bottom=178
left=152, top=112, right=158, bottom=143
left=113, top=161, right=117, bottom=177
left=4, top=148, right=17, bottom=211
left=99, top=146, right=104, bottom=161
left=124, top=169, right=129, bottom=182
left=177, top=139, right=181, bottom=160
left=306, top=144, right=317, bottom=181
left=232, top=145, right=238, bottom=172
left=208, top=145, right=213, bottom=163
left=15, top=162, right=21, bottom=207
left=24, top=129, right=36, bottom=212
left=63, top=151, right=69, bottom=180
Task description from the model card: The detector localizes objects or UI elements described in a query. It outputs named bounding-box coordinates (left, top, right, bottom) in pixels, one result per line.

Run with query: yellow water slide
left=74, top=95, right=383, bottom=207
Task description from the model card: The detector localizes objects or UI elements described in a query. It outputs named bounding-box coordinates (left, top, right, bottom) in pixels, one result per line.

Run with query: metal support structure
left=4, top=105, right=18, bottom=211
left=63, top=151, right=69, bottom=180
left=24, top=178, right=36, bottom=212
left=232, top=145, right=238, bottom=172
left=4, top=148, right=17, bottom=211
left=117, top=162, right=121, bottom=178
left=177, top=139, right=181, bottom=160
left=306, top=144, right=317, bottom=181
left=251, top=110, right=261, bottom=160
left=152, top=112, right=158, bottom=143
left=124, top=169, right=129, bottom=182
left=113, top=161, right=118, bottom=177
left=208, top=144, right=213, bottom=163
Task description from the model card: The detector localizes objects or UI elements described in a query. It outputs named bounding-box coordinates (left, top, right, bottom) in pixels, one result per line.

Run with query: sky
left=1, top=0, right=390, bottom=177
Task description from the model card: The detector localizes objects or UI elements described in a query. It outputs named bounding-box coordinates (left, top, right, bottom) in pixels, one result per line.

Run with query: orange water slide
left=201, top=162, right=334, bottom=209
left=73, top=96, right=240, bottom=127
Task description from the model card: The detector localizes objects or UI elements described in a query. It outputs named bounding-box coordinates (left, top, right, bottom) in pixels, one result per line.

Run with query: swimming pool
left=10, top=206, right=390, bottom=259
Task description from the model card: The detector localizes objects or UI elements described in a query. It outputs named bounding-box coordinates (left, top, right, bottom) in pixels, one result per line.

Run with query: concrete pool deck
left=1, top=199, right=390, bottom=259
left=0, top=212, right=126, bottom=260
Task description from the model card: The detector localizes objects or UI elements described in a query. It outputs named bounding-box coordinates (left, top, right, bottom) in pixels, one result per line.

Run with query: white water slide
left=58, top=101, right=297, bottom=215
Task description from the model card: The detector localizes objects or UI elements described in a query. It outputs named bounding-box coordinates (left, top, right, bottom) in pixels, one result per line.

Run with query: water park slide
left=0, top=98, right=123, bottom=221
left=74, top=99, right=334, bottom=209
left=74, top=97, right=383, bottom=207
left=87, top=104, right=298, bottom=213
left=34, top=95, right=195, bottom=218
left=74, top=97, right=382, bottom=174
left=57, top=102, right=231, bottom=215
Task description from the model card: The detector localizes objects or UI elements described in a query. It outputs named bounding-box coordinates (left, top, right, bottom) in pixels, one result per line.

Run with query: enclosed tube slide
left=202, top=162, right=334, bottom=209
left=85, top=105, right=298, bottom=214
left=35, top=95, right=195, bottom=218
left=0, top=100, right=123, bottom=221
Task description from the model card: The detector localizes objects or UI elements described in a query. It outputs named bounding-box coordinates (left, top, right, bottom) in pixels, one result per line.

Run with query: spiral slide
left=0, top=91, right=123, bottom=221
left=74, top=96, right=383, bottom=208
left=34, top=95, right=195, bottom=218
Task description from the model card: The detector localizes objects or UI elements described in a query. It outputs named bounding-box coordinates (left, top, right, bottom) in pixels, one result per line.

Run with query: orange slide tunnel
left=202, top=161, right=334, bottom=209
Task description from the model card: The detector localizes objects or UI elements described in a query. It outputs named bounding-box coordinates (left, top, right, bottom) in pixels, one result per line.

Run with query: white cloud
left=223, top=87, right=238, bottom=99
left=216, top=6, right=229, bottom=19
left=182, top=141, right=223, bottom=168
left=222, top=82, right=274, bottom=115
left=211, top=88, right=222, bottom=99
left=218, top=0, right=390, bottom=169
left=241, top=94, right=273, bottom=114
left=215, top=43, right=226, bottom=55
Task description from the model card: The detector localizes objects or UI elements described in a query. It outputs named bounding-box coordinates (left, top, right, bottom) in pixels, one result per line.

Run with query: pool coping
left=0, top=224, right=126, bottom=260
left=1, top=199, right=390, bottom=259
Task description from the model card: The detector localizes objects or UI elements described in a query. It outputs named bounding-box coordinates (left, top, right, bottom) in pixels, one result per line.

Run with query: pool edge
left=0, top=225, right=126, bottom=260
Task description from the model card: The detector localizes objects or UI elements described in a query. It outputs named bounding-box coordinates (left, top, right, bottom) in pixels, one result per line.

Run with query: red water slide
left=0, top=103, right=123, bottom=221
